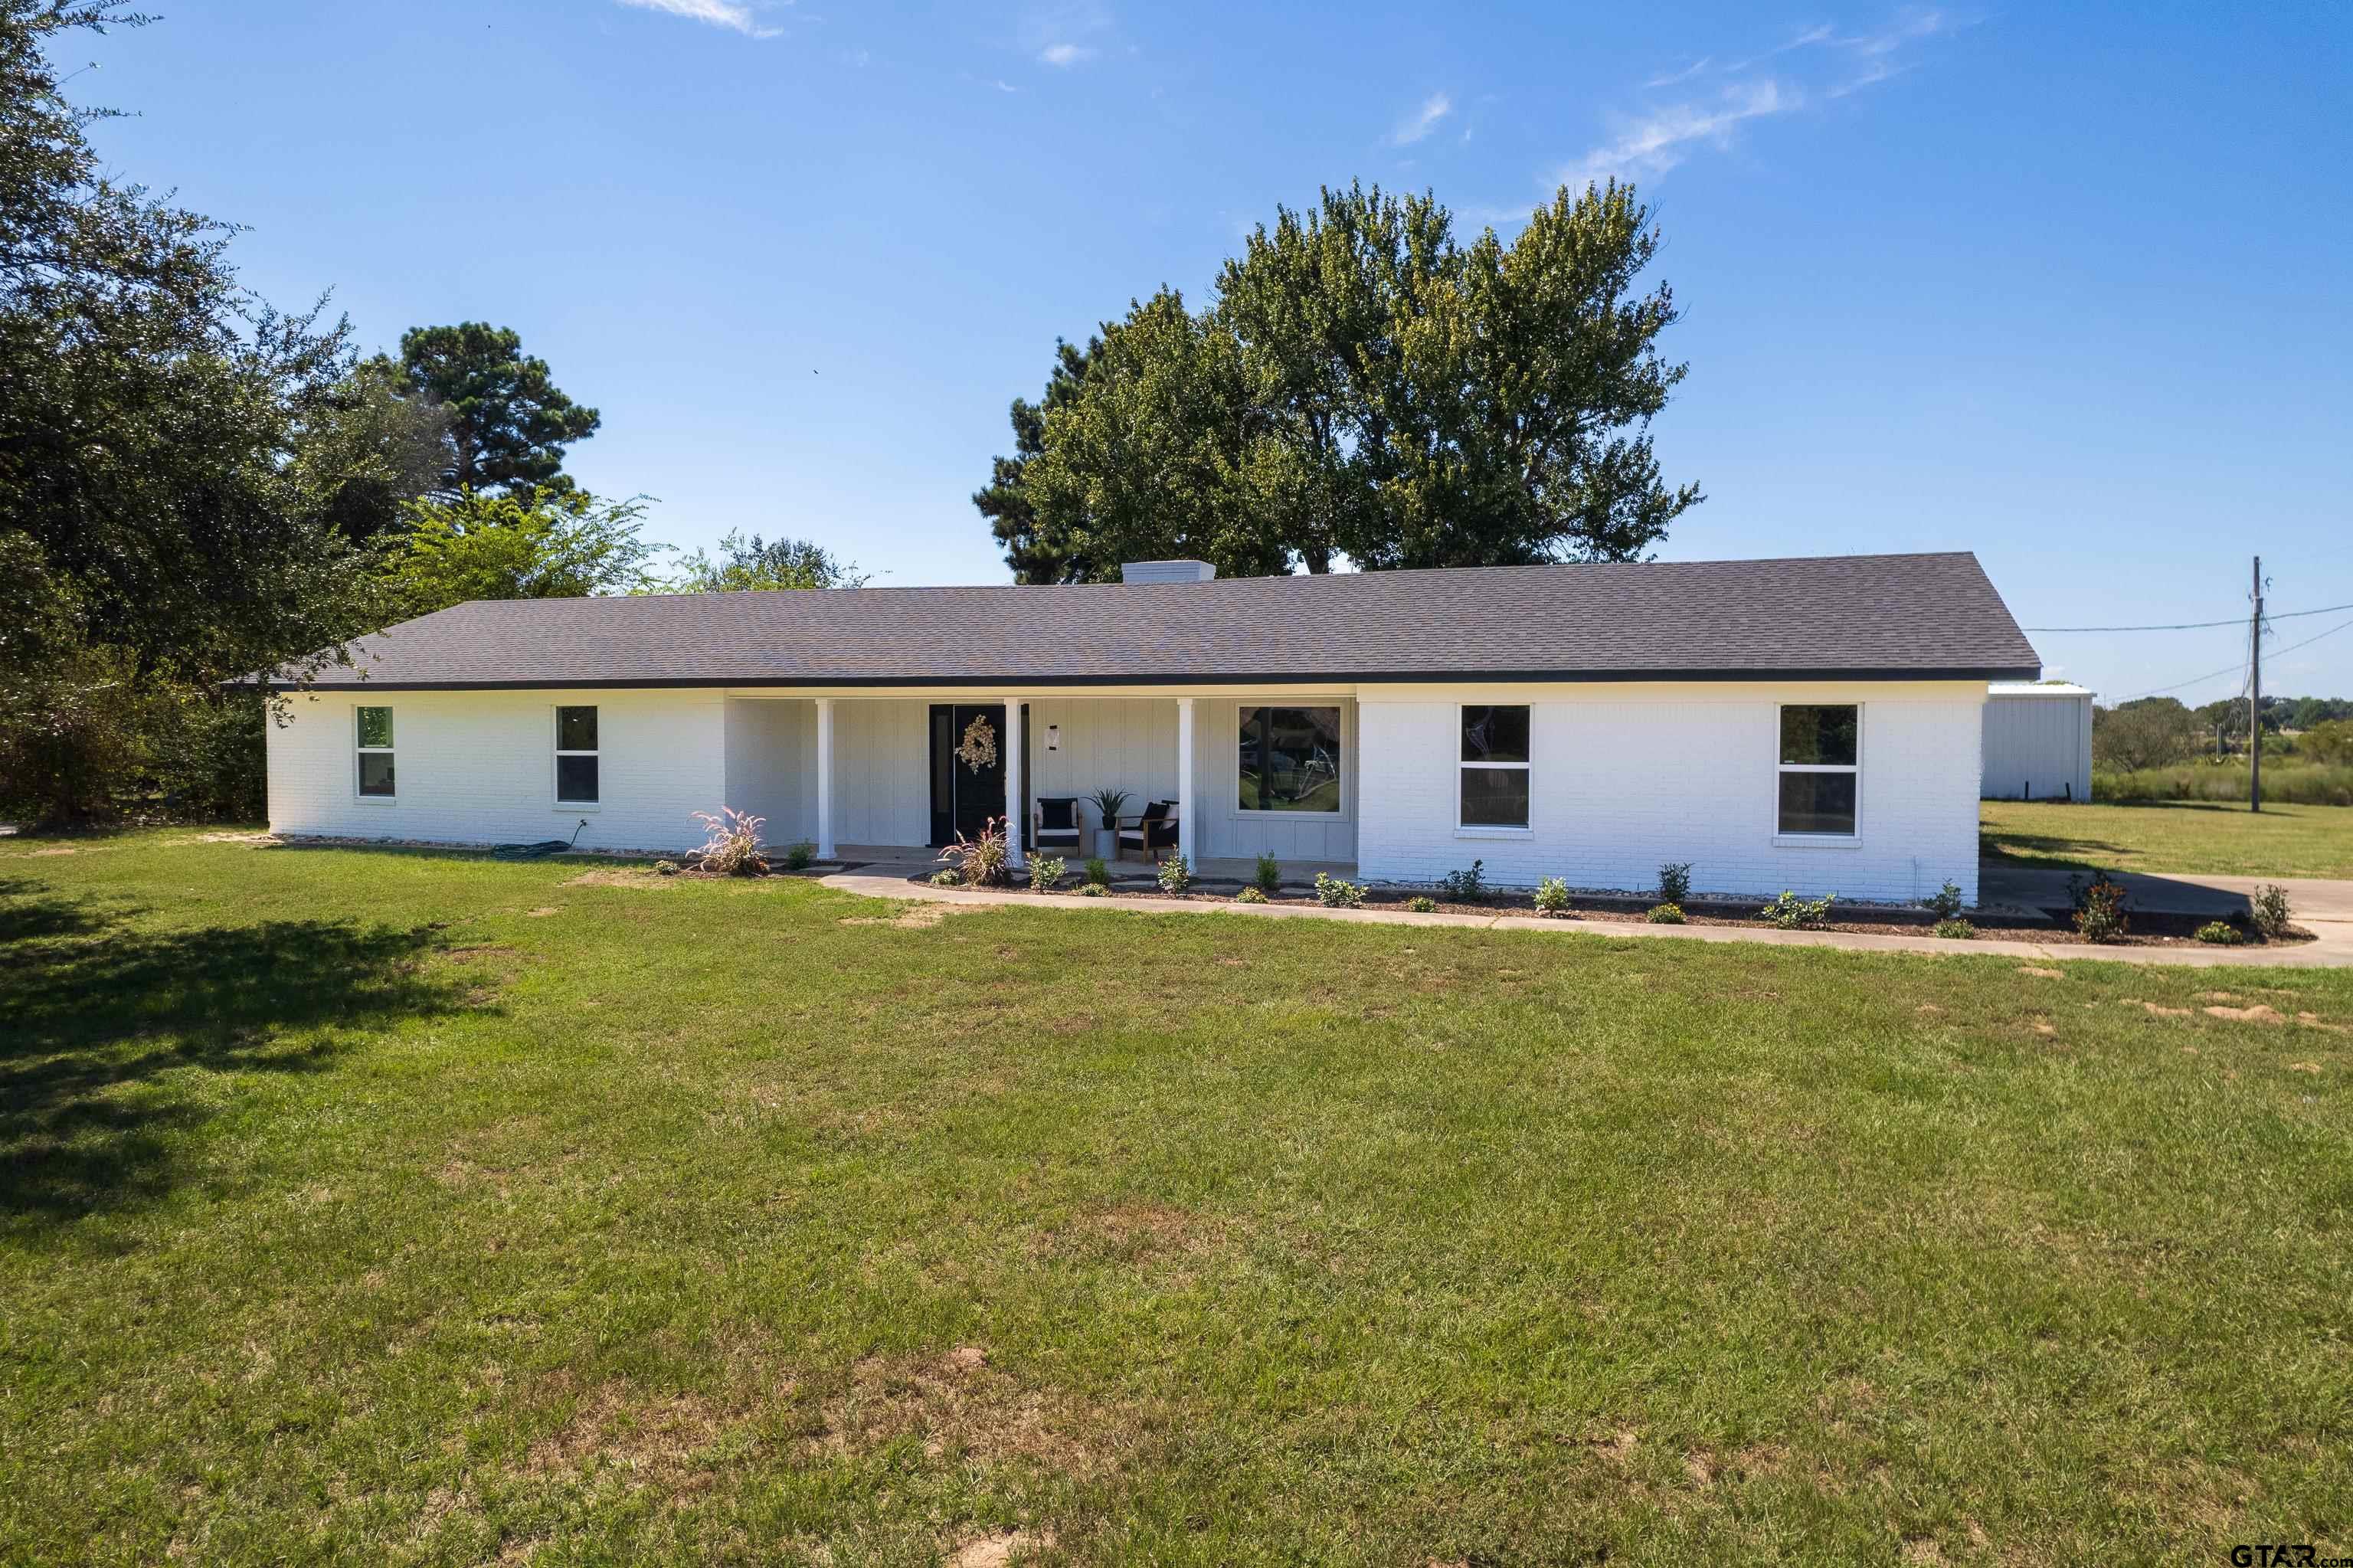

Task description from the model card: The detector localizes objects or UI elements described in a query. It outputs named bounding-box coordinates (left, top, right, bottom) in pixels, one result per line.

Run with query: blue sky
left=74, top=1, right=2353, bottom=704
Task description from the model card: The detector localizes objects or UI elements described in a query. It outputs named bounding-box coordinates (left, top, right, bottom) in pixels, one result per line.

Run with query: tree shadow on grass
left=2, top=879, right=473, bottom=1226
left=1980, top=830, right=2133, bottom=867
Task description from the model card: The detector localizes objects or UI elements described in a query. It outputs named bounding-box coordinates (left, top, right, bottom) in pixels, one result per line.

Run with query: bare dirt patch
left=2204, top=1003, right=2286, bottom=1024
left=949, top=1530, right=1052, bottom=1567
left=522, top=1380, right=731, bottom=1494
left=522, top=907, right=561, bottom=918
left=2126, top=1000, right=2193, bottom=1019
left=2017, top=967, right=2064, bottom=979
left=803, top=1347, right=1129, bottom=1481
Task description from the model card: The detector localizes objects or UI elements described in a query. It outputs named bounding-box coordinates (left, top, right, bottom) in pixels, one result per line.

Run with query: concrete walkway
left=821, top=859, right=2353, bottom=969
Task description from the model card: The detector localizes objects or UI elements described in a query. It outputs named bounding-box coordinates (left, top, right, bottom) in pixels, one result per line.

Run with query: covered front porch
left=718, top=687, right=1360, bottom=877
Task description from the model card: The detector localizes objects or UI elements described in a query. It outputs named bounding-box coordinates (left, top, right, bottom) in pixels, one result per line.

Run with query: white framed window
left=555, top=705, right=600, bottom=804
left=355, top=706, right=396, bottom=800
left=1237, top=705, right=1342, bottom=814
left=1776, top=704, right=1859, bottom=837
left=1458, top=704, right=1530, bottom=829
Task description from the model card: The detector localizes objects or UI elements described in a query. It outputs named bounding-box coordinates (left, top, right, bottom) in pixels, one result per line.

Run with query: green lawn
left=5, top=831, right=2351, bottom=1565
left=1982, top=798, right=2353, bottom=879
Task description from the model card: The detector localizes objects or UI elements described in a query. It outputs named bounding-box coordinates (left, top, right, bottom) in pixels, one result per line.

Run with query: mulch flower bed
left=904, top=870, right=2315, bottom=948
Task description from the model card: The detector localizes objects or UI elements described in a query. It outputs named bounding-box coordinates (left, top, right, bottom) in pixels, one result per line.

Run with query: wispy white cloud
left=614, top=0, right=779, bottom=38
left=1723, top=22, right=1834, bottom=73
left=1644, top=56, right=1713, bottom=88
left=1556, top=78, right=1799, bottom=190
left=990, top=77, right=1019, bottom=93
left=1827, top=8, right=1961, bottom=94
left=1387, top=91, right=1453, bottom=146
left=1022, top=2, right=1110, bottom=70
left=1564, top=10, right=1972, bottom=189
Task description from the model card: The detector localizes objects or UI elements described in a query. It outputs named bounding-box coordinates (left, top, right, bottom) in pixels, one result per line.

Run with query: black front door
left=929, top=704, right=1006, bottom=845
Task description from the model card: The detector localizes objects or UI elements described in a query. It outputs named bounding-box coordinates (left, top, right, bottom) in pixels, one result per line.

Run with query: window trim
left=1774, top=702, right=1861, bottom=841
left=1455, top=702, right=1533, bottom=832
left=1233, top=702, right=1347, bottom=819
left=354, top=705, right=397, bottom=804
left=552, top=704, right=601, bottom=809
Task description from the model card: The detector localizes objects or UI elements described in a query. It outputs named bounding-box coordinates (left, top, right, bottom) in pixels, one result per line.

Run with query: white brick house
left=260, top=552, right=2040, bottom=904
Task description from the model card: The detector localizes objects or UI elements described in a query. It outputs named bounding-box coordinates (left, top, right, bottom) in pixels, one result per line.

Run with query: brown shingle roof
left=270, top=552, right=2040, bottom=689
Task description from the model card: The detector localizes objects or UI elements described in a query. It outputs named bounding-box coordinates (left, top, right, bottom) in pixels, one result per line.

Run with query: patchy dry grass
left=2, top=830, right=2350, bottom=1564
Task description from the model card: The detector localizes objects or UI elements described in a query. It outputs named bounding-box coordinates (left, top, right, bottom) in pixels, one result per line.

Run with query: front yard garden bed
left=902, top=869, right=2317, bottom=948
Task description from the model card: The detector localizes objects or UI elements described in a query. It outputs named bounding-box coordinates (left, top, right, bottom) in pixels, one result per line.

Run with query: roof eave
left=262, top=664, right=2042, bottom=693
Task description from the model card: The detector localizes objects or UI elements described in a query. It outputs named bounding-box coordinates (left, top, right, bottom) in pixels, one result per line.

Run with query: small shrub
left=781, top=840, right=817, bottom=871
left=1027, top=853, right=1065, bottom=892
left=2068, top=872, right=2128, bottom=943
left=2250, top=883, right=2292, bottom=939
left=690, top=807, right=769, bottom=875
left=1314, top=872, right=1364, bottom=908
left=652, top=859, right=679, bottom=876
left=1236, top=885, right=1269, bottom=904
left=1759, top=890, right=1836, bottom=930
left=1924, top=879, right=1965, bottom=920
left=1533, top=877, right=1570, bottom=915
left=1254, top=852, right=1282, bottom=895
left=1441, top=859, right=1487, bottom=902
left=1083, top=856, right=1111, bottom=886
left=929, top=868, right=964, bottom=886
left=1157, top=853, right=1193, bottom=895
left=2194, top=920, right=2244, bottom=945
left=1658, top=861, right=1693, bottom=905
left=1647, top=902, right=1685, bottom=924
left=1406, top=895, right=1436, bottom=913
left=938, top=816, right=1010, bottom=887
left=1932, top=917, right=1975, bottom=939
left=1075, top=882, right=1106, bottom=897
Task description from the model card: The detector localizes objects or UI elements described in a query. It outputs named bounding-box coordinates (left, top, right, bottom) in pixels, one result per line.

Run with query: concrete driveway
left=1978, top=863, right=2353, bottom=925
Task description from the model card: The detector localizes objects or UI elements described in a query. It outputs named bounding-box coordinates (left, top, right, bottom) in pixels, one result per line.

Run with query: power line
left=2265, top=611, right=2353, bottom=665
left=2109, top=613, right=2353, bottom=704
left=2024, top=599, right=2353, bottom=633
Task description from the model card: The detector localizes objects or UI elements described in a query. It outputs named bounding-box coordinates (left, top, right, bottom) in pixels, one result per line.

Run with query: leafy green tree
left=0, top=4, right=392, bottom=818
left=970, top=337, right=1097, bottom=582
left=2299, top=718, right=2353, bottom=766
left=291, top=356, right=454, bottom=543
left=2288, top=696, right=2351, bottom=731
left=385, top=489, right=661, bottom=616
left=980, top=182, right=1701, bottom=581
left=372, top=322, right=600, bottom=496
left=664, top=529, right=866, bottom=591
left=2093, top=697, right=2201, bottom=771
left=1020, top=289, right=1294, bottom=580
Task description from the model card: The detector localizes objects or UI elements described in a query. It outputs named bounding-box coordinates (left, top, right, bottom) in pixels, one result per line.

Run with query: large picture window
left=1459, top=705, right=1530, bottom=828
left=355, top=706, right=395, bottom=798
left=1777, top=704, right=1858, bottom=836
left=1238, top=705, right=1341, bottom=813
left=555, top=705, right=600, bottom=804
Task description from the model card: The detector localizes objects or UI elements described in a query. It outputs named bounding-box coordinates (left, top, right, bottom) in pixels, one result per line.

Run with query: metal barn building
left=1981, top=682, right=2093, bottom=800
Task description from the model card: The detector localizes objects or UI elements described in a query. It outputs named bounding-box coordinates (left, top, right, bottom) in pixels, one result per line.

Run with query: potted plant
left=1086, top=787, right=1129, bottom=861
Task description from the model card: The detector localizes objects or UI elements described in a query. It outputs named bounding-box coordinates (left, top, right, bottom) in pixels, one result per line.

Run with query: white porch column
left=1174, top=696, right=1194, bottom=864
left=1003, top=698, right=1025, bottom=867
left=813, top=697, right=835, bottom=860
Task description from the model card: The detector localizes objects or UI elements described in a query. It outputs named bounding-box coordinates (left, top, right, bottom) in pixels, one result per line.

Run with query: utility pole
left=2250, top=555, right=2263, bottom=813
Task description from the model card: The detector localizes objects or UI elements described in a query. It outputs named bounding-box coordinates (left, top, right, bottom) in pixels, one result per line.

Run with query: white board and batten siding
left=1355, top=681, right=1988, bottom=905
left=1980, top=682, right=2093, bottom=802
left=267, top=688, right=727, bottom=852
